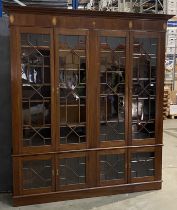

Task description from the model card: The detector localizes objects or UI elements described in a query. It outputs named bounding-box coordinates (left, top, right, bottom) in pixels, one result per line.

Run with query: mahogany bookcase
left=5, top=5, right=172, bottom=206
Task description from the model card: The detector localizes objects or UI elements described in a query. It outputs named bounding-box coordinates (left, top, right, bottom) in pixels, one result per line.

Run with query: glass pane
left=60, top=125, right=86, bottom=144
left=100, top=153, right=125, bottom=181
left=58, top=35, right=86, bottom=144
left=23, top=127, right=51, bottom=147
left=21, top=33, right=51, bottom=147
left=132, top=37, right=157, bottom=139
left=99, top=36, right=126, bottom=141
left=23, top=159, right=52, bottom=190
left=131, top=152, right=155, bottom=178
left=59, top=156, right=86, bottom=186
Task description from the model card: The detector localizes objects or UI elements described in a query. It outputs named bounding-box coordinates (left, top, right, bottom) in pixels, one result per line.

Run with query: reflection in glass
left=132, top=38, right=157, bottom=139
left=59, top=35, right=86, bottom=144
left=23, top=102, right=50, bottom=126
left=21, top=33, right=51, bottom=147
left=99, top=36, right=126, bottom=141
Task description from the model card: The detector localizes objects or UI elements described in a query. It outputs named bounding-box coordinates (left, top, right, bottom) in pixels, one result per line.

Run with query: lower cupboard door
left=13, top=155, right=55, bottom=196
left=129, top=146, right=162, bottom=183
left=98, top=149, right=127, bottom=186
left=56, top=152, right=88, bottom=191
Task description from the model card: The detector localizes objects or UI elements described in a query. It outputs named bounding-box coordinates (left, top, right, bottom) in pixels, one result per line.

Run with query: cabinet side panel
left=156, top=32, right=166, bottom=145
left=10, top=26, right=21, bottom=154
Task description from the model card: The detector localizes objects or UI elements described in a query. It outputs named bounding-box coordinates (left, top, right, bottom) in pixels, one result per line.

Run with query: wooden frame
left=54, top=28, right=89, bottom=151
left=128, top=31, right=165, bottom=147
left=11, top=27, right=55, bottom=155
left=6, top=5, right=172, bottom=206
left=97, top=30, right=129, bottom=149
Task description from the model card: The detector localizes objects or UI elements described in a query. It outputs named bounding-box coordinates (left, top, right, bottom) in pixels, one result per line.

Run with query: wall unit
left=6, top=5, right=172, bottom=206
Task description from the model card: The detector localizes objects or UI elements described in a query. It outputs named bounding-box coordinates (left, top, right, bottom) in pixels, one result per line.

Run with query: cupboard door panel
left=56, top=30, right=89, bottom=150
left=98, top=31, right=129, bottom=148
left=131, top=152, right=155, bottom=178
left=56, top=152, right=88, bottom=190
left=23, top=159, right=52, bottom=189
left=14, top=154, right=55, bottom=195
left=19, top=28, right=55, bottom=153
left=128, top=146, right=162, bottom=183
left=98, top=149, right=127, bottom=186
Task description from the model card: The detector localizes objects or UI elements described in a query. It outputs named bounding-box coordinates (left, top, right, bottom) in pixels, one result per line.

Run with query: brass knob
left=52, top=17, right=57, bottom=26
left=9, top=15, right=15, bottom=24
left=93, top=21, right=96, bottom=27
left=129, top=21, right=133, bottom=29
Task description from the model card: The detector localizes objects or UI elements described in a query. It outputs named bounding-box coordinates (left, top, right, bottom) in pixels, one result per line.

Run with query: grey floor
left=1, top=119, right=177, bottom=210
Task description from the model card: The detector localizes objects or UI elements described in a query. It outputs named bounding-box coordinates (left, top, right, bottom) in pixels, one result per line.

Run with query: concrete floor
left=1, top=119, right=177, bottom=210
